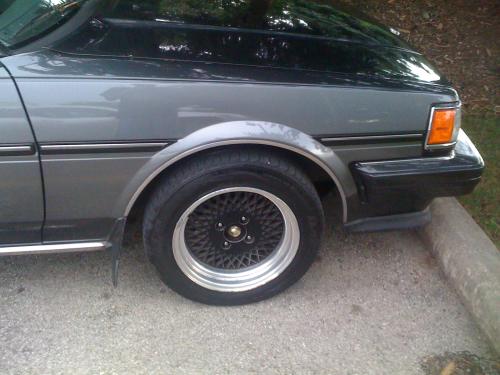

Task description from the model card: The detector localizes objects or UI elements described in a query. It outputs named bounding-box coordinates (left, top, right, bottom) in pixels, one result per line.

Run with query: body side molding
left=0, top=144, right=35, bottom=156
left=318, top=133, right=423, bottom=146
left=39, top=141, right=172, bottom=155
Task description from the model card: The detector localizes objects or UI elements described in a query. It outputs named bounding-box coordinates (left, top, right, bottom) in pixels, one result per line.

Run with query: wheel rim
left=172, top=187, right=300, bottom=292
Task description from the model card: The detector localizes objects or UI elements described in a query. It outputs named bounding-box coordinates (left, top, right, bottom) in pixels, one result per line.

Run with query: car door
left=0, top=65, right=44, bottom=245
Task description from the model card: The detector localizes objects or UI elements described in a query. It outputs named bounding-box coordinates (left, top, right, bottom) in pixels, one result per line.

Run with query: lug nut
left=216, top=222, right=224, bottom=231
left=241, top=216, right=249, bottom=224
left=228, top=225, right=242, bottom=238
left=222, top=241, right=231, bottom=250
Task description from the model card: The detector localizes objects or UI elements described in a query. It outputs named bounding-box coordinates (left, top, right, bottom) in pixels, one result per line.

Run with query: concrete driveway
left=0, top=195, right=493, bottom=374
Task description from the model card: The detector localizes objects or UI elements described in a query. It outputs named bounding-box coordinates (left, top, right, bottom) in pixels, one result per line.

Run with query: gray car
left=0, top=0, right=484, bottom=305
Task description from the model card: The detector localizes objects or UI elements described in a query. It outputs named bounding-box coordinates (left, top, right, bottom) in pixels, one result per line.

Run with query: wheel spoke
left=184, top=191, right=284, bottom=270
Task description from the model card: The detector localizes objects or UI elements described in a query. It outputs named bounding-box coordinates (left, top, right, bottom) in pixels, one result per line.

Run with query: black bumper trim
left=352, top=130, right=484, bottom=202
left=345, top=130, right=484, bottom=220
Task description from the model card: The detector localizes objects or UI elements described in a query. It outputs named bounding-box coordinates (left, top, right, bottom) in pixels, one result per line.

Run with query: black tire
left=143, top=149, right=324, bottom=305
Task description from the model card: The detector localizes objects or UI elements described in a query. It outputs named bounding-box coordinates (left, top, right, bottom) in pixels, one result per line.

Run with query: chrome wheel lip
left=172, top=187, right=300, bottom=292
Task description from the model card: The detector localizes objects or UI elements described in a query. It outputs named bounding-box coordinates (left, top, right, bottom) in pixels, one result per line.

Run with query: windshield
left=0, top=0, right=87, bottom=49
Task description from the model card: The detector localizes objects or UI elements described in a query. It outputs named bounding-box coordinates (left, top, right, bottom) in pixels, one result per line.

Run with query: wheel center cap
left=227, top=225, right=242, bottom=238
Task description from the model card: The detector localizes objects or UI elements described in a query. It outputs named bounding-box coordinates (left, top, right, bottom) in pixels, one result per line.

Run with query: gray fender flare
left=114, top=121, right=357, bottom=223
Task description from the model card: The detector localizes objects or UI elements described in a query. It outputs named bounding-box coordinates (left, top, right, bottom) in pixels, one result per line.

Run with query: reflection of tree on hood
left=42, top=0, right=441, bottom=84
left=107, top=0, right=405, bottom=48
left=0, top=0, right=84, bottom=48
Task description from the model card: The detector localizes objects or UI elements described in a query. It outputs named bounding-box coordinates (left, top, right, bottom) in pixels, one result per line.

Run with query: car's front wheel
left=143, top=149, right=324, bottom=305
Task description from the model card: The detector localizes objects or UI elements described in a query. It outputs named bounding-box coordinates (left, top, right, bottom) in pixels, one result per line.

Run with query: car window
left=0, top=0, right=88, bottom=49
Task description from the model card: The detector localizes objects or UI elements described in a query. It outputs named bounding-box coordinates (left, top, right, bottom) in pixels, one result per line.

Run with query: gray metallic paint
left=0, top=4, right=462, bottom=246
left=0, top=2, right=483, bottom=296
left=40, top=154, right=150, bottom=242
left=0, top=49, right=457, bottom=243
left=3, top=72, right=456, bottom=242
left=15, top=78, right=456, bottom=142
left=0, top=67, right=44, bottom=244
left=36, top=122, right=353, bottom=241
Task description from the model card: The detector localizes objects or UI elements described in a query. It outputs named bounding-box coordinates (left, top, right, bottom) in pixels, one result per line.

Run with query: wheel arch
left=115, top=121, right=358, bottom=223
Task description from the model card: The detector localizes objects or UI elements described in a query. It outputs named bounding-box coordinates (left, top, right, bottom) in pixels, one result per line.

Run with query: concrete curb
left=419, top=198, right=500, bottom=353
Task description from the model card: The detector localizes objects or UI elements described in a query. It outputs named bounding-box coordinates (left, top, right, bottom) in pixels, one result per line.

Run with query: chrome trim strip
left=0, top=241, right=108, bottom=256
left=124, top=139, right=349, bottom=223
left=425, top=141, right=457, bottom=150
left=320, top=133, right=423, bottom=143
left=0, top=145, right=35, bottom=156
left=40, top=142, right=170, bottom=154
left=0, top=145, right=32, bottom=152
left=357, top=151, right=456, bottom=166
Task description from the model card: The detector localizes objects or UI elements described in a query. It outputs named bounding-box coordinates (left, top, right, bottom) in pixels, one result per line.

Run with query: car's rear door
left=0, top=65, right=43, bottom=244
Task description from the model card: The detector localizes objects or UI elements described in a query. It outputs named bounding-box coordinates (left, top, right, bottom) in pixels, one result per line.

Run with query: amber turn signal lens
left=428, top=109, right=456, bottom=145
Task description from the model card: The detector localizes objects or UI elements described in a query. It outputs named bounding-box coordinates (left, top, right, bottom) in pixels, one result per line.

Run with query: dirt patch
left=342, top=0, right=500, bottom=114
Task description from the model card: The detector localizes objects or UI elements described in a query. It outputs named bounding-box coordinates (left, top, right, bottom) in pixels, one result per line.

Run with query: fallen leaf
left=440, top=361, right=456, bottom=375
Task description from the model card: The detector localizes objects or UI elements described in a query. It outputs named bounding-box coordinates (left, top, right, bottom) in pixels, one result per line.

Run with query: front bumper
left=348, top=130, right=484, bottom=229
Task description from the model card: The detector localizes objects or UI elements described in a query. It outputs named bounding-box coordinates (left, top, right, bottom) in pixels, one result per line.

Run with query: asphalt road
left=0, top=195, right=493, bottom=374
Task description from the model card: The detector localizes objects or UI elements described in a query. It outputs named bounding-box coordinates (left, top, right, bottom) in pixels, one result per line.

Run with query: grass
left=459, top=114, right=499, bottom=248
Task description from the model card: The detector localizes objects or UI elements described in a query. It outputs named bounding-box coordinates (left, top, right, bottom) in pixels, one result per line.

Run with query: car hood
left=45, top=1, right=448, bottom=86
left=101, top=0, right=410, bottom=49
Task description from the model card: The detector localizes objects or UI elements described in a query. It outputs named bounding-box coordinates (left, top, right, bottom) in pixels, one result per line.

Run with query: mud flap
left=108, top=218, right=126, bottom=287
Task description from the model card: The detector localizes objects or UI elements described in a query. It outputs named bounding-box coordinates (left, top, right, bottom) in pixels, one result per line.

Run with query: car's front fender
left=115, top=121, right=357, bottom=223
